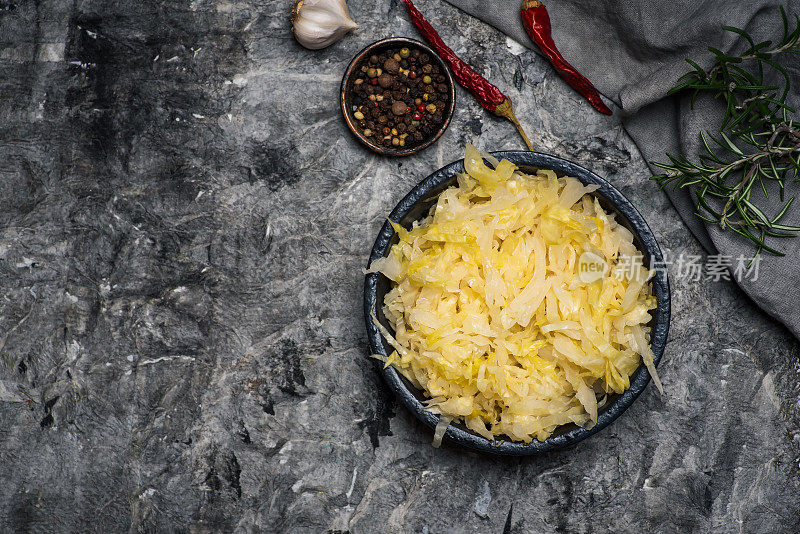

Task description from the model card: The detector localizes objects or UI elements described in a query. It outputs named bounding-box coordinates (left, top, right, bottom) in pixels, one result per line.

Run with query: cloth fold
left=443, top=0, right=800, bottom=338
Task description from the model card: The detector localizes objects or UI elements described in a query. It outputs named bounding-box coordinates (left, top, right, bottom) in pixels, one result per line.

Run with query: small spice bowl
left=340, top=37, right=456, bottom=157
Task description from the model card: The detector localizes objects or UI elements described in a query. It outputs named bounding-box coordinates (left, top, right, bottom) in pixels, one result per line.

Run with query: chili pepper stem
left=494, top=99, right=534, bottom=151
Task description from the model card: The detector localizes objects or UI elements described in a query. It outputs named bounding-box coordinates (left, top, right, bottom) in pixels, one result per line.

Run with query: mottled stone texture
left=0, top=0, right=798, bottom=532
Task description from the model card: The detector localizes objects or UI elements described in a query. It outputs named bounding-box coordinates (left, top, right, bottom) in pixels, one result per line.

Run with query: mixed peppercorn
left=348, top=45, right=451, bottom=149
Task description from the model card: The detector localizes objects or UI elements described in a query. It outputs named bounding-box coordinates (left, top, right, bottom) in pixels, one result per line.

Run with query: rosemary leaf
left=651, top=6, right=800, bottom=256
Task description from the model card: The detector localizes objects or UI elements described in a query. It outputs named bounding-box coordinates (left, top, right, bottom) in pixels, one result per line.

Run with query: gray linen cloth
left=444, top=0, right=800, bottom=338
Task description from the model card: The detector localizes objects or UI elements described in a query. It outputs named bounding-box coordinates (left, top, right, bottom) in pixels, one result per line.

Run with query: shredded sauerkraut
left=369, top=144, right=661, bottom=443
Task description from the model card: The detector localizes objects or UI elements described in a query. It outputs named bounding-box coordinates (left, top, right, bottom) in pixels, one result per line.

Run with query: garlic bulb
left=291, top=0, right=359, bottom=50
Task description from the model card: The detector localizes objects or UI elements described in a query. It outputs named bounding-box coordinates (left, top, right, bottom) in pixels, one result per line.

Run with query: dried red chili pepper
left=404, top=0, right=533, bottom=150
left=520, top=0, right=612, bottom=115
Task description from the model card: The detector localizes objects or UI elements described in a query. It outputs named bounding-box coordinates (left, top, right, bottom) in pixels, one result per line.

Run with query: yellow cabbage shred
left=371, top=144, right=660, bottom=443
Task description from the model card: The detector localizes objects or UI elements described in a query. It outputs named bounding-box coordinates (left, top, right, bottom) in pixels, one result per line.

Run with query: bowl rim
left=363, top=151, right=671, bottom=455
left=340, top=37, right=456, bottom=157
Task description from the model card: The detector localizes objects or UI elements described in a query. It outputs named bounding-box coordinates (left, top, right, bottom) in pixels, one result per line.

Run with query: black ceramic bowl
left=340, top=37, right=456, bottom=157
left=364, top=151, right=671, bottom=455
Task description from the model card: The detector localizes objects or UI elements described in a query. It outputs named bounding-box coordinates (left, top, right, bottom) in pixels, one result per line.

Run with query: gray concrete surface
left=0, top=0, right=798, bottom=532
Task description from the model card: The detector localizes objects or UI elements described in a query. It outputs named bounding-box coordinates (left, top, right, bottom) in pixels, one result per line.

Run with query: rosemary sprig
left=651, top=7, right=800, bottom=255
